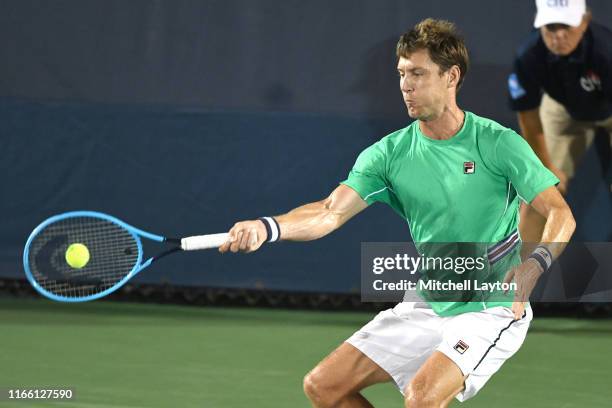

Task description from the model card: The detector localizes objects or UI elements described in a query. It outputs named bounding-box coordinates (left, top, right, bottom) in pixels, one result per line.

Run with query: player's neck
left=418, top=105, right=465, bottom=140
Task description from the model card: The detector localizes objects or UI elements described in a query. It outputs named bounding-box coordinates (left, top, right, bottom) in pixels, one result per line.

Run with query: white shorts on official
left=346, top=302, right=532, bottom=402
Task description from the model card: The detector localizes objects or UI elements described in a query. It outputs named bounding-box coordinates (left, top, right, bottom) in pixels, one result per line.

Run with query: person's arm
left=504, top=186, right=576, bottom=319
left=218, top=184, right=368, bottom=253
left=517, top=109, right=568, bottom=193
left=530, top=186, right=576, bottom=249
left=516, top=109, right=550, bottom=167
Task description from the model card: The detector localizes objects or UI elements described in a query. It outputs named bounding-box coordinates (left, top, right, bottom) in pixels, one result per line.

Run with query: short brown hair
left=396, top=18, right=469, bottom=90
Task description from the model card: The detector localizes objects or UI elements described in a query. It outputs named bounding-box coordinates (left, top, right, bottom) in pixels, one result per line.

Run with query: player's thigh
left=305, top=342, right=392, bottom=394
left=404, top=351, right=465, bottom=406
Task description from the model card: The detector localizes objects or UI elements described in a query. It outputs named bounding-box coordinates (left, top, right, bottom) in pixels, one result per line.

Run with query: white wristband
left=258, top=217, right=280, bottom=242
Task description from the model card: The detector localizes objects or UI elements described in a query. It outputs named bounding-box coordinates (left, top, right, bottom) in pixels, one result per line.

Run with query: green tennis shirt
left=342, top=111, right=559, bottom=316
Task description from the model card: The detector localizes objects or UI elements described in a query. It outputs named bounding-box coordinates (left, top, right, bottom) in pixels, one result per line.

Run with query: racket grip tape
left=181, top=233, right=230, bottom=250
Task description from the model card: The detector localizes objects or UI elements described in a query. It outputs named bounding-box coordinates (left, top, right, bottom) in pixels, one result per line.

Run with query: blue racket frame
left=23, top=210, right=169, bottom=302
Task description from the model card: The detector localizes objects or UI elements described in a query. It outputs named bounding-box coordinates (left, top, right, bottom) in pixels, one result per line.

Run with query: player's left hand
left=503, top=258, right=544, bottom=320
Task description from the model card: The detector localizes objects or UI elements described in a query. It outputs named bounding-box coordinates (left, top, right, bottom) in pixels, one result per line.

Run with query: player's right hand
left=219, top=220, right=268, bottom=254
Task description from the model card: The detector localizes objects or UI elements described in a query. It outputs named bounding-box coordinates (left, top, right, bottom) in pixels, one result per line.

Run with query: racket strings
left=27, top=217, right=139, bottom=298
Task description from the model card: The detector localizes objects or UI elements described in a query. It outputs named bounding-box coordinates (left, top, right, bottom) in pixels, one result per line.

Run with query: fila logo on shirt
left=454, top=340, right=469, bottom=354
left=464, top=161, right=476, bottom=174
left=580, top=70, right=602, bottom=92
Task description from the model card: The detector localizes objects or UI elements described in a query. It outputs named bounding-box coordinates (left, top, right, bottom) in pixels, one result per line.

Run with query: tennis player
left=220, top=18, right=576, bottom=407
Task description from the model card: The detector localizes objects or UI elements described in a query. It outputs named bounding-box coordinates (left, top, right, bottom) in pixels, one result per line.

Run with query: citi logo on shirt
left=464, top=161, right=476, bottom=174
left=580, top=70, right=602, bottom=92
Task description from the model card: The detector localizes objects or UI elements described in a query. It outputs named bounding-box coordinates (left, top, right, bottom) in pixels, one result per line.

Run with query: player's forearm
left=221, top=185, right=365, bottom=252
left=274, top=200, right=343, bottom=242
left=537, top=206, right=576, bottom=260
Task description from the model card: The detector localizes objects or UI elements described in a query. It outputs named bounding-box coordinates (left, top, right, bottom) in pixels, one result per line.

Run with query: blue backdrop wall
left=1, top=1, right=610, bottom=292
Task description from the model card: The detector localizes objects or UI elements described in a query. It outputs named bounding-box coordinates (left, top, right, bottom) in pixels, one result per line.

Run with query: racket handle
left=181, top=233, right=230, bottom=251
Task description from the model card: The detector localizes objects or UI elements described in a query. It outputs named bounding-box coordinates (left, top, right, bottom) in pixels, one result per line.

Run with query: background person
left=508, top=0, right=612, bottom=243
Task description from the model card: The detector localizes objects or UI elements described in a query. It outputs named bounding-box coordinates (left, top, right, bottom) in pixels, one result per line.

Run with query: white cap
left=534, top=0, right=586, bottom=28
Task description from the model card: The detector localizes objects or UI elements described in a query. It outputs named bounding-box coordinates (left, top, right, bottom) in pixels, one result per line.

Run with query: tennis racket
left=23, top=211, right=229, bottom=302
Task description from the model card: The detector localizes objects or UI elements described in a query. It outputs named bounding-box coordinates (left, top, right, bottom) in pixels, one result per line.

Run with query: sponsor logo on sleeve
left=508, top=73, right=526, bottom=99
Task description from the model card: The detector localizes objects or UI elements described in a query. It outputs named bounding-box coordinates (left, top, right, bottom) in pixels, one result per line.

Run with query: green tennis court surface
left=1, top=297, right=611, bottom=408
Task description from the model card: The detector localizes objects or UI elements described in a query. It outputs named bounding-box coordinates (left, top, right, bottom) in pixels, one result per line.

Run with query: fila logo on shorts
left=463, top=161, right=475, bottom=174
left=454, top=340, right=469, bottom=354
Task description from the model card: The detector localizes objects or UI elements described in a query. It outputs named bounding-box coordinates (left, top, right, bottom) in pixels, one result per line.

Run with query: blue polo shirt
left=508, top=22, right=612, bottom=121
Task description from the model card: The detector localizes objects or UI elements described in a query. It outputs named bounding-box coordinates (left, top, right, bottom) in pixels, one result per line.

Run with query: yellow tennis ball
left=65, top=243, right=90, bottom=269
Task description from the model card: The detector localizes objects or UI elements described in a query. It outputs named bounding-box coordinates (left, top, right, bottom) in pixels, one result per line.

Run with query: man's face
left=397, top=49, right=451, bottom=121
left=540, top=17, right=588, bottom=56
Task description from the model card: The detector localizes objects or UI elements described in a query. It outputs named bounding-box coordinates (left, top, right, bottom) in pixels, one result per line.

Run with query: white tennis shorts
left=346, top=302, right=532, bottom=402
